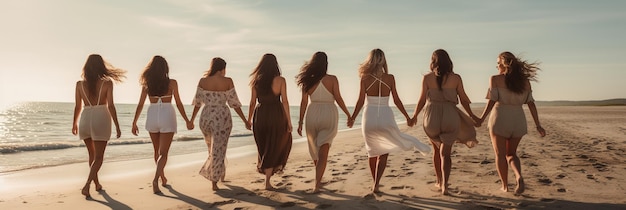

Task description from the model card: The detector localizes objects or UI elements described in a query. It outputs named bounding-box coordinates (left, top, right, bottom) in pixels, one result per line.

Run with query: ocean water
left=0, top=101, right=414, bottom=173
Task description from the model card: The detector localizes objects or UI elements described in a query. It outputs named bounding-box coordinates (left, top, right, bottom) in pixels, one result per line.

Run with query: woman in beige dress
left=477, top=51, right=546, bottom=195
left=410, top=49, right=479, bottom=195
left=295, top=52, right=352, bottom=193
left=190, top=57, right=250, bottom=191
left=72, top=54, right=124, bottom=198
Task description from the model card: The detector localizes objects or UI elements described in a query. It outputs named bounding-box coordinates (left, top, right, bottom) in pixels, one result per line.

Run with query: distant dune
left=535, top=98, right=626, bottom=106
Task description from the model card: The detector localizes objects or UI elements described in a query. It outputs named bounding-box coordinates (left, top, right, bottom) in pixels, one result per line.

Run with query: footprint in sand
left=538, top=178, right=552, bottom=185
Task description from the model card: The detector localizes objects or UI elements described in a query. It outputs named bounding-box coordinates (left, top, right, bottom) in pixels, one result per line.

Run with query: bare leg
left=150, top=133, right=169, bottom=188
left=264, top=168, right=275, bottom=190
left=212, top=181, right=219, bottom=191
left=313, top=144, right=330, bottom=193
left=373, top=154, right=388, bottom=193
left=83, top=139, right=103, bottom=191
left=368, top=157, right=377, bottom=185
left=506, top=137, right=524, bottom=194
left=152, top=132, right=174, bottom=193
left=439, top=142, right=453, bottom=195
left=491, top=133, right=509, bottom=192
left=82, top=140, right=107, bottom=197
left=430, top=140, right=442, bottom=188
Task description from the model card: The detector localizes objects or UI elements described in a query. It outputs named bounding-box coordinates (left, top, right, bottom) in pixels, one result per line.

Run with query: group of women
left=72, top=48, right=546, bottom=199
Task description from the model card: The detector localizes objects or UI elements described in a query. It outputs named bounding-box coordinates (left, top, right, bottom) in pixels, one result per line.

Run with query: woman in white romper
left=131, top=55, right=192, bottom=194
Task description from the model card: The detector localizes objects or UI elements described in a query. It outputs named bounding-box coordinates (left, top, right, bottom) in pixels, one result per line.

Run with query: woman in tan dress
left=410, top=49, right=479, bottom=195
left=248, top=53, right=293, bottom=190
left=295, top=52, right=352, bottom=193
left=477, top=51, right=546, bottom=195
left=190, top=57, right=250, bottom=191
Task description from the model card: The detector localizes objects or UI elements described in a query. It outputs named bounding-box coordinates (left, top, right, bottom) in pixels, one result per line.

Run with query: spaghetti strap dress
left=78, top=81, right=112, bottom=141
left=487, top=87, right=534, bottom=138
left=304, top=78, right=338, bottom=160
left=192, top=87, right=242, bottom=182
left=361, top=75, right=431, bottom=157
left=422, top=88, right=478, bottom=147
left=253, top=89, right=292, bottom=175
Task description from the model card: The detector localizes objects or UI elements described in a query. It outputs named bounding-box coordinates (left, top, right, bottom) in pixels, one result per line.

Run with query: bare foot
left=81, top=186, right=91, bottom=198
left=372, top=186, right=381, bottom=194
left=500, top=186, right=508, bottom=192
left=153, top=181, right=161, bottom=194
left=265, top=185, right=276, bottom=191
left=95, top=184, right=103, bottom=191
left=311, top=188, right=321, bottom=194
left=441, top=186, right=449, bottom=196
left=161, top=176, right=168, bottom=187
left=212, top=182, right=220, bottom=191
left=514, top=178, right=525, bottom=195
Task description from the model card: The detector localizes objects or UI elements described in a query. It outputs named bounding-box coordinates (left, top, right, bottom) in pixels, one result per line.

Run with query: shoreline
left=1, top=106, right=625, bottom=209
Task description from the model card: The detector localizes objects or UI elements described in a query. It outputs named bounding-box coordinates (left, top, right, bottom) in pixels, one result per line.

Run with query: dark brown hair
left=250, top=53, right=281, bottom=95
left=498, top=52, right=540, bottom=94
left=81, top=54, right=126, bottom=96
left=430, top=49, right=454, bottom=90
left=140, top=55, right=170, bottom=96
left=204, top=57, right=226, bottom=77
left=296, top=51, right=328, bottom=93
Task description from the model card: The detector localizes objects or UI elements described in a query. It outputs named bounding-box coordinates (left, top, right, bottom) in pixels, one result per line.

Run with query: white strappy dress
left=305, top=78, right=339, bottom=160
left=361, top=75, right=431, bottom=157
left=78, top=81, right=112, bottom=141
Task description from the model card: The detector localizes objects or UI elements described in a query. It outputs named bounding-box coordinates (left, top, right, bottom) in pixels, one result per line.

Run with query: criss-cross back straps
left=366, top=74, right=391, bottom=97
left=81, top=81, right=105, bottom=106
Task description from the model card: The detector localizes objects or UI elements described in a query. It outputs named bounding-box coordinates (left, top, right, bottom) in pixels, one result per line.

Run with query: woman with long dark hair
left=131, top=55, right=192, bottom=194
left=477, top=51, right=546, bottom=195
left=349, top=48, right=430, bottom=193
left=295, top=51, right=352, bottom=193
left=248, top=53, right=293, bottom=190
left=189, top=57, right=250, bottom=191
left=72, top=54, right=125, bottom=198
left=410, top=49, right=479, bottom=195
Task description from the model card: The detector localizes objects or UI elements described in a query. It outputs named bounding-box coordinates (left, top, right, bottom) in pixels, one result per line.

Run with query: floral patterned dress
left=192, top=87, right=242, bottom=182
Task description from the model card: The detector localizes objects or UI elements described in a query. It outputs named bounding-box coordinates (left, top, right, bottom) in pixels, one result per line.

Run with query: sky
left=1, top=0, right=625, bottom=109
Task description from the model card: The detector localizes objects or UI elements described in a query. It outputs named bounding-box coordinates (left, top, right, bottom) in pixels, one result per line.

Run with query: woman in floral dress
left=190, top=57, right=250, bottom=190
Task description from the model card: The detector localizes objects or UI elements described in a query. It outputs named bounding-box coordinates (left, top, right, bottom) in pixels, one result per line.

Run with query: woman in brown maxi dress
left=247, top=53, right=293, bottom=190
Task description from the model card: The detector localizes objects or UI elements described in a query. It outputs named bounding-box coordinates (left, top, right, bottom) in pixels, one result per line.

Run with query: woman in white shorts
left=132, top=55, right=193, bottom=194
left=72, top=54, right=124, bottom=198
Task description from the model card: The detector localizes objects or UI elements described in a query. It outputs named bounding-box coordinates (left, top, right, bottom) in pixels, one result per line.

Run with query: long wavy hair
left=498, top=52, right=540, bottom=94
left=204, top=57, right=226, bottom=77
left=430, top=49, right=454, bottom=90
left=81, top=54, right=126, bottom=96
left=249, top=53, right=281, bottom=95
left=359, top=48, right=388, bottom=78
left=140, top=55, right=170, bottom=96
left=296, top=51, right=328, bottom=93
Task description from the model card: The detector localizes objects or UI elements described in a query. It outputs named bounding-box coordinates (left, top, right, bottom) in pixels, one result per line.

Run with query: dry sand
left=1, top=106, right=625, bottom=209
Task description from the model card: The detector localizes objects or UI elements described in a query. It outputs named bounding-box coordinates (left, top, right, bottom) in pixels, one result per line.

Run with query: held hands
left=186, top=120, right=194, bottom=130
left=244, top=120, right=252, bottom=130
left=472, top=115, right=483, bottom=127
left=347, top=117, right=355, bottom=128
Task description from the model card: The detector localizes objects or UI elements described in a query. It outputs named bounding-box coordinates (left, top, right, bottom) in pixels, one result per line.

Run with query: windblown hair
left=249, top=53, right=281, bottom=95
left=359, top=48, right=388, bottom=78
left=498, top=51, right=540, bottom=94
left=204, top=57, right=226, bottom=77
left=140, top=55, right=170, bottom=96
left=296, top=51, right=328, bottom=93
left=81, top=54, right=126, bottom=96
left=430, top=49, right=454, bottom=90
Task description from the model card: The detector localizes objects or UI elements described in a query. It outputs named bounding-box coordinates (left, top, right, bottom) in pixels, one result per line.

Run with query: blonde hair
left=358, top=48, right=388, bottom=77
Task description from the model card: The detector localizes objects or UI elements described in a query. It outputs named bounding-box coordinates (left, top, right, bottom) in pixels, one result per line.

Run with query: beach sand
left=1, top=106, right=625, bottom=210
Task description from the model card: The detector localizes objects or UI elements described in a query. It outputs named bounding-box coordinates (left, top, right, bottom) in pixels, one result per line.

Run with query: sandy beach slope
left=1, top=106, right=625, bottom=210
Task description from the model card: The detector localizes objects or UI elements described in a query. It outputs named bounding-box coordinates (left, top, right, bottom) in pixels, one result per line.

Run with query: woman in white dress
left=296, top=52, right=352, bottom=193
left=349, top=48, right=431, bottom=193
left=190, top=57, right=250, bottom=191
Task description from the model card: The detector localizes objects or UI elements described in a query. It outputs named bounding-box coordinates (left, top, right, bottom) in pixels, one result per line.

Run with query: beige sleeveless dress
left=304, top=79, right=338, bottom=160
left=423, top=89, right=478, bottom=147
